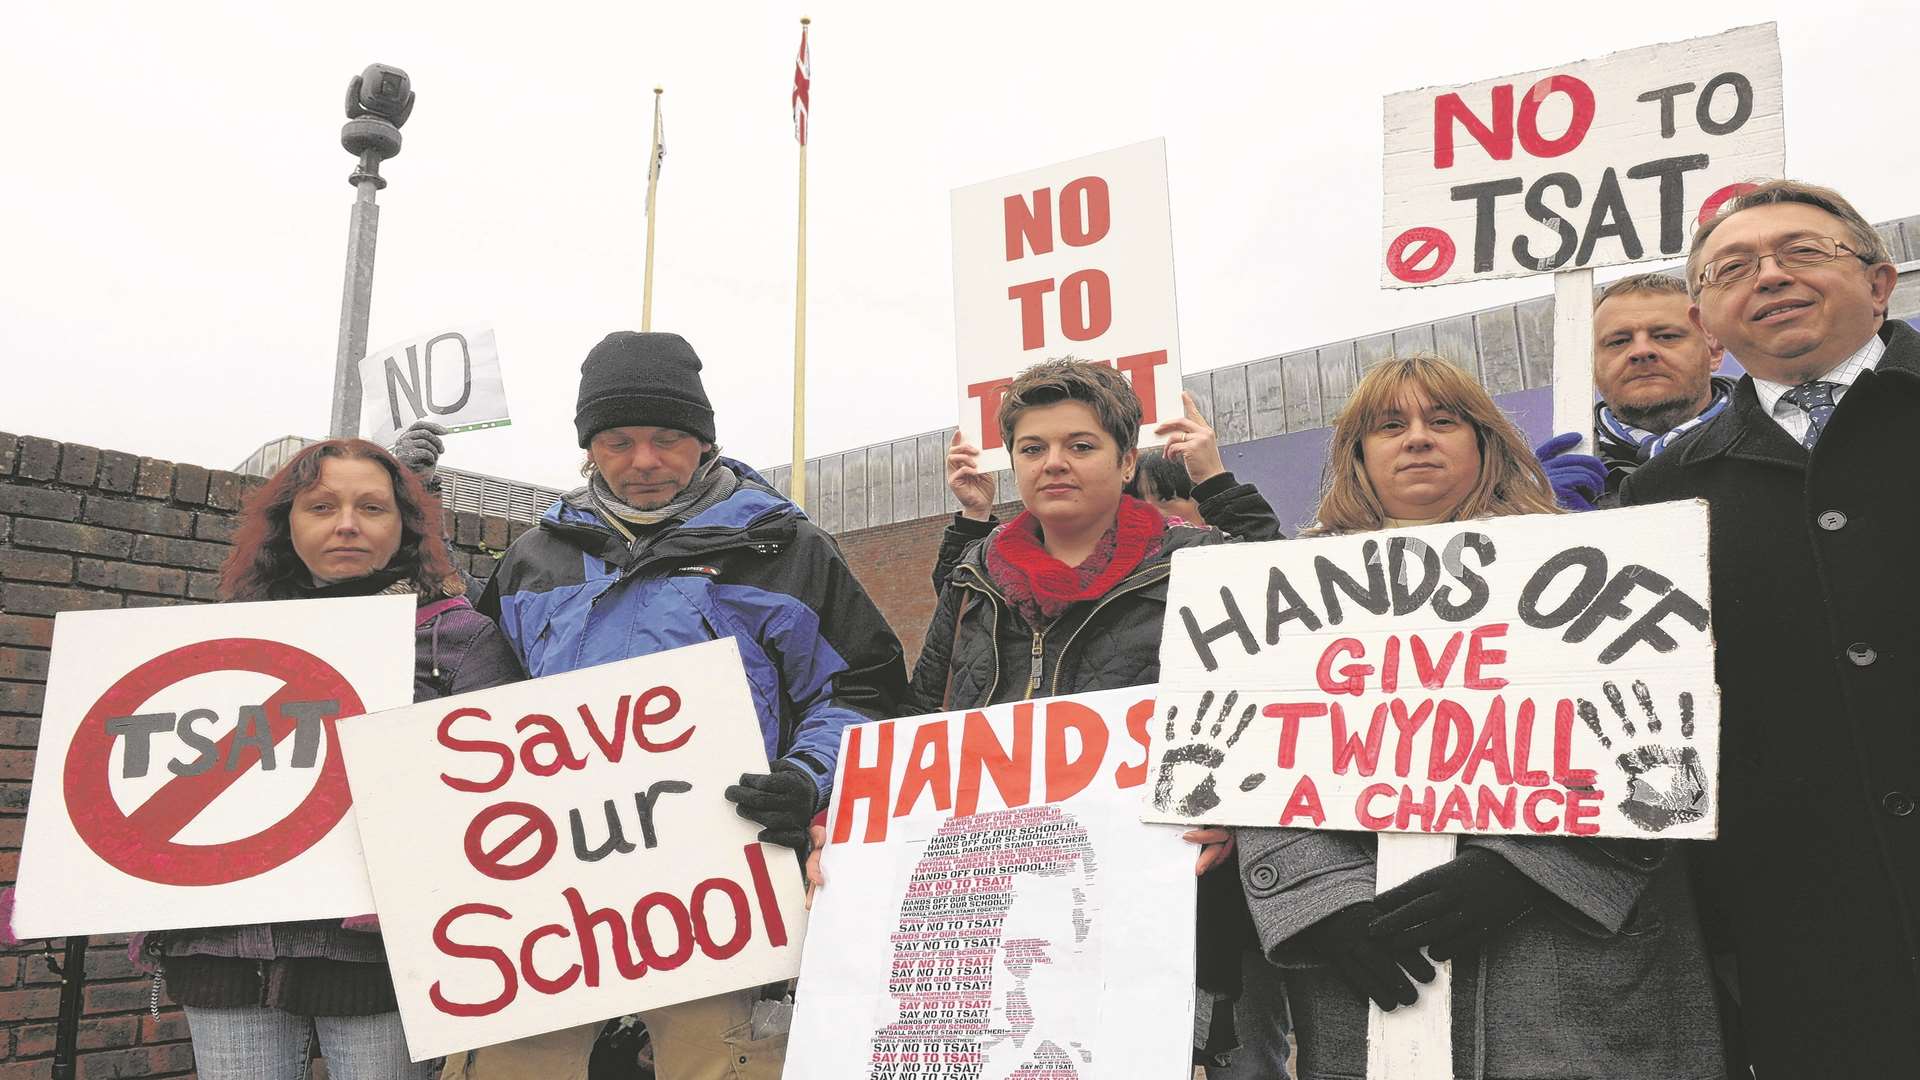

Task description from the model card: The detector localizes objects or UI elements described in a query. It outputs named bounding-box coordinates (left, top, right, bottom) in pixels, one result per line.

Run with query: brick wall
left=0, top=432, right=514, bottom=1080
left=832, top=503, right=1020, bottom=671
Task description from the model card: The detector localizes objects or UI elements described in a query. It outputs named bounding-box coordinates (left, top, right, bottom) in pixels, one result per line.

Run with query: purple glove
left=1534, top=432, right=1607, bottom=512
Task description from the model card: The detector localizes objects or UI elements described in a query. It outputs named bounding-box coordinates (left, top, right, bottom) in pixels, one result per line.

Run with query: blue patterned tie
left=1780, top=381, right=1841, bottom=450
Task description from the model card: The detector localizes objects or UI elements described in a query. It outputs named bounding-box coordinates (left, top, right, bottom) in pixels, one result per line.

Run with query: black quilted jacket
left=909, top=472, right=1282, bottom=712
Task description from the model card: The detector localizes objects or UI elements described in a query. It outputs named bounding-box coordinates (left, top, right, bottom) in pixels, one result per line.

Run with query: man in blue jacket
left=451, top=330, right=908, bottom=1080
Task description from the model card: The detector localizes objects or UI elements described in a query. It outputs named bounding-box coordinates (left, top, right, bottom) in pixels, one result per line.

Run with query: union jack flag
left=792, top=23, right=810, bottom=146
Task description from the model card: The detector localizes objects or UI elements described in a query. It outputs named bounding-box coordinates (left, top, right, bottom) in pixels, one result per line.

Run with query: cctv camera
left=345, top=64, right=415, bottom=127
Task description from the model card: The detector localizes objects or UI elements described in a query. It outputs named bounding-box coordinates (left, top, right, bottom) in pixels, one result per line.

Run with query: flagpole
left=790, top=16, right=810, bottom=511
left=642, top=86, right=663, bottom=332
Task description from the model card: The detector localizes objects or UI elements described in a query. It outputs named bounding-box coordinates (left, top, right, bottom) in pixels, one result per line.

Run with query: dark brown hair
left=219, top=439, right=461, bottom=601
left=995, top=358, right=1143, bottom=458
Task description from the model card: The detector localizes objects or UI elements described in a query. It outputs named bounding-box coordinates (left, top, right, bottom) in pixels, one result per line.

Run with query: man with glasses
left=1619, top=180, right=1918, bottom=1077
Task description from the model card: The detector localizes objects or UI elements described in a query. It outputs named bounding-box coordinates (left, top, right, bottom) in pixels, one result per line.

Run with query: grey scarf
left=588, top=455, right=739, bottom=534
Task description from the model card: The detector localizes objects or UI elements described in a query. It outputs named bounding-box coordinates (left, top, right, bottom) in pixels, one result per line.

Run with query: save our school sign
left=12, top=596, right=414, bottom=936
left=336, top=638, right=807, bottom=1061
left=1381, top=22, right=1783, bottom=287
left=1144, top=503, right=1720, bottom=839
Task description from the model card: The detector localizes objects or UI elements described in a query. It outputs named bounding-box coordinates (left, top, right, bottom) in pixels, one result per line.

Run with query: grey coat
left=1237, top=509, right=1726, bottom=1080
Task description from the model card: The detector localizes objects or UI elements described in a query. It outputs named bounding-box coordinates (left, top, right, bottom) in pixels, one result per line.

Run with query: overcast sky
left=4, top=1, right=1915, bottom=491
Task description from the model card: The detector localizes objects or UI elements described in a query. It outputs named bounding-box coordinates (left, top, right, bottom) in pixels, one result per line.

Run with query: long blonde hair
left=1307, top=354, right=1560, bottom=536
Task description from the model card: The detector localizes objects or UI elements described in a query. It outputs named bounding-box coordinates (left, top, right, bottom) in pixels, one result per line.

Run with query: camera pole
left=328, top=65, right=415, bottom=439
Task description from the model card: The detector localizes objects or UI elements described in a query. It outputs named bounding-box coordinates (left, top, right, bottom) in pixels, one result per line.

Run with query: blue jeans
left=183, top=1005, right=436, bottom=1080
left=1211, top=951, right=1293, bottom=1080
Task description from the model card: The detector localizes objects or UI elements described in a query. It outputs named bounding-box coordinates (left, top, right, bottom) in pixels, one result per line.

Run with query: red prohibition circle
left=1698, top=182, right=1760, bottom=226
left=63, top=638, right=366, bottom=886
left=1386, top=227, right=1457, bottom=284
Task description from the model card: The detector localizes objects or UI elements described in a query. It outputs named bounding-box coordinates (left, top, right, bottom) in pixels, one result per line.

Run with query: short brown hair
left=1687, top=179, right=1892, bottom=297
left=1595, top=271, right=1688, bottom=310
left=996, top=358, right=1142, bottom=457
left=1308, top=354, right=1560, bottom=536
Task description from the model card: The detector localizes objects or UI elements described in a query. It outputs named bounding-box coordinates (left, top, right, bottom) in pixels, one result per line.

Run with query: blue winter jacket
left=477, top=460, right=908, bottom=803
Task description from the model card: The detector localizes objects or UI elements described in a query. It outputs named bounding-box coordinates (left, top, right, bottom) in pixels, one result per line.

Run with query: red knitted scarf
left=987, top=496, right=1167, bottom=628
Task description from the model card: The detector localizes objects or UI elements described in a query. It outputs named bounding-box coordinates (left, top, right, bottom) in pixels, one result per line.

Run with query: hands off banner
left=787, top=688, right=1194, bottom=1079
left=358, top=325, right=512, bottom=447
left=1146, top=503, right=1719, bottom=840
left=951, top=139, right=1185, bottom=471
left=13, top=596, right=414, bottom=936
left=1381, top=23, right=1782, bottom=286
left=336, top=638, right=807, bottom=1061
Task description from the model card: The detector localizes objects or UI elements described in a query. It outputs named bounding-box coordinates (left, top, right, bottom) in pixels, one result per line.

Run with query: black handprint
left=1151, top=690, right=1266, bottom=816
left=1576, top=680, right=1709, bottom=832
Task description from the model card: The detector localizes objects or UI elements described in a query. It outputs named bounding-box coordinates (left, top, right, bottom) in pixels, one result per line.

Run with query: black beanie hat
left=573, top=331, right=716, bottom=447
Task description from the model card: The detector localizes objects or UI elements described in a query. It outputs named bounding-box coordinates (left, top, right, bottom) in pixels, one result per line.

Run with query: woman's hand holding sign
left=947, top=430, right=996, bottom=522
left=1153, top=391, right=1225, bottom=486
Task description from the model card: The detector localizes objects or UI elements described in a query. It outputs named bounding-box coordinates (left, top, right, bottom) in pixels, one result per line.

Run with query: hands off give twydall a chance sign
left=1145, top=503, right=1719, bottom=840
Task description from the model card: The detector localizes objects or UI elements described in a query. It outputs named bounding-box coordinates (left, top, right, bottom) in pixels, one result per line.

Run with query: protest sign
left=12, top=595, right=413, bottom=937
left=358, top=325, right=512, bottom=446
left=1381, top=23, right=1782, bottom=288
left=951, top=139, right=1185, bottom=471
left=335, top=637, right=807, bottom=1061
left=786, top=687, right=1194, bottom=1080
left=1146, top=502, right=1719, bottom=838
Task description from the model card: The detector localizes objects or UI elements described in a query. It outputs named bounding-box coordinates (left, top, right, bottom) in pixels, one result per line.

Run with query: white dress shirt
left=1750, top=328, right=1887, bottom=445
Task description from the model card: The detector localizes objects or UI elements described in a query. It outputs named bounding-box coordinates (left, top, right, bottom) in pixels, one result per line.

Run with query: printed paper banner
left=336, top=638, right=807, bottom=1061
left=358, top=325, right=512, bottom=445
left=1381, top=23, right=1783, bottom=287
left=787, top=687, right=1195, bottom=1079
left=1147, top=503, right=1720, bottom=839
left=952, top=138, right=1185, bottom=471
left=13, top=596, right=414, bottom=936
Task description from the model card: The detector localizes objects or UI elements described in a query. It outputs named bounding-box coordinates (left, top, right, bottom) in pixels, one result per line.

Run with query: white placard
left=337, top=638, right=808, bottom=1062
left=951, top=139, right=1185, bottom=471
left=13, top=596, right=414, bottom=936
left=1146, top=503, right=1719, bottom=840
left=787, top=688, right=1195, bottom=1079
left=358, top=325, right=512, bottom=446
left=1381, top=23, right=1782, bottom=287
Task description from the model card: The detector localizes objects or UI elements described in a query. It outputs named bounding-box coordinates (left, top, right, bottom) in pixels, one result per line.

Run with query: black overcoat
left=1619, top=317, right=1920, bottom=1077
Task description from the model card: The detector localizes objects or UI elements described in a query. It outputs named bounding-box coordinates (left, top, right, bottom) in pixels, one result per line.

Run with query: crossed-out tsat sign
left=64, top=638, right=364, bottom=887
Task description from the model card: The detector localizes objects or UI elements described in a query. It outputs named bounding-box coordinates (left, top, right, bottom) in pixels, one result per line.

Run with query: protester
left=1590, top=272, right=1737, bottom=491
left=150, top=438, right=523, bottom=1080
left=1134, top=446, right=1206, bottom=524
left=1236, top=354, right=1725, bottom=1079
left=1617, top=179, right=1920, bottom=1077
left=430, top=330, right=909, bottom=1080
left=819, top=361, right=1289, bottom=1075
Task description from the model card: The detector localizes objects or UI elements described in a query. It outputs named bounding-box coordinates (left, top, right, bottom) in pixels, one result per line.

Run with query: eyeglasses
left=1697, top=236, right=1869, bottom=289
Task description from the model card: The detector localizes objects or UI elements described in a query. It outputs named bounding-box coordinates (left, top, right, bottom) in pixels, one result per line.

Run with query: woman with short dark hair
left=904, top=359, right=1290, bottom=1075
left=150, top=438, right=522, bottom=1080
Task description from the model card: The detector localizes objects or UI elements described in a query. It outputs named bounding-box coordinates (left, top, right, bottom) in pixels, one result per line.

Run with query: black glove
left=724, top=761, right=817, bottom=851
left=388, top=420, right=448, bottom=484
left=1369, top=848, right=1541, bottom=962
left=1293, top=901, right=1434, bottom=1010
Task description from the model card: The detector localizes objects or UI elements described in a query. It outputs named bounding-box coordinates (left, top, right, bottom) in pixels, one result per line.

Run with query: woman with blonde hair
left=1235, top=354, right=1725, bottom=1079
left=1305, top=353, right=1559, bottom=535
